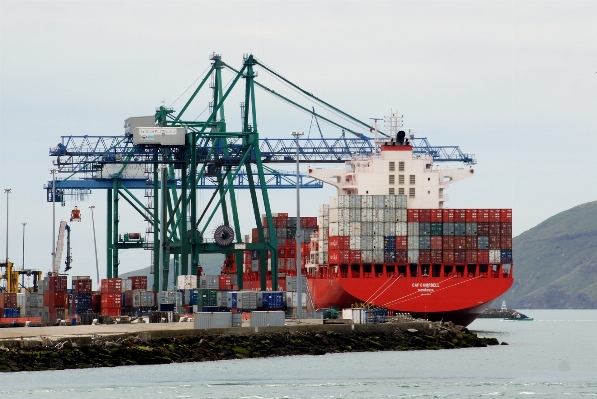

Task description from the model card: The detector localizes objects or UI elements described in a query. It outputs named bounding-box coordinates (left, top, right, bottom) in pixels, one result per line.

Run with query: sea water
left=1, top=309, right=596, bottom=398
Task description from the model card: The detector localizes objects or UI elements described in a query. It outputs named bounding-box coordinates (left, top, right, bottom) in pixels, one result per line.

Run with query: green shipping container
left=430, top=223, right=443, bottom=236
left=197, top=289, right=218, bottom=306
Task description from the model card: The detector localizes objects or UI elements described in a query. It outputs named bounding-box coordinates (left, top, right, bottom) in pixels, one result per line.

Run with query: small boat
left=504, top=312, right=533, bottom=321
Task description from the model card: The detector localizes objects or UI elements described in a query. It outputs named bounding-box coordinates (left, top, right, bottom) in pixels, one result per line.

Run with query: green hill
left=499, top=200, right=597, bottom=308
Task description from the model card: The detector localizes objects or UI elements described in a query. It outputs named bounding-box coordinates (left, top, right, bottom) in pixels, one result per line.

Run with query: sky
left=1, top=1, right=596, bottom=283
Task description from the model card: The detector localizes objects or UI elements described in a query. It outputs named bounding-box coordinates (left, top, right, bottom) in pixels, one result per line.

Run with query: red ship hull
left=307, top=273, right=513, bottom=326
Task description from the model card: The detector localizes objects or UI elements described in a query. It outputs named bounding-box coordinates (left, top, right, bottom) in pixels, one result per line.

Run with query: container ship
left=240, top=122, right=514, bottom=327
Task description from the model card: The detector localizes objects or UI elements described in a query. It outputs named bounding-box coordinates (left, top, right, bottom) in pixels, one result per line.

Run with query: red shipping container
left=407, top=209, right=420, bottom=222
left=219, top=275, right=233, bottom=290
left=349, top=250, right=362, bottom=263
left=419, top=209, right=431, bottom=223
left=466, top=250, right=478, bottom=264
left=252, top=228, right=259, bottom=243
left=489, top=236, right=501, bottom=249
left=286, top=238, right=296, bottom=246
left=489, top=223, right=501, bottom=236
left=454, top=237, right=467, bottom=250
left=278, top=247, right=286, bottom=258
left=477, top=250, right=490, bottom=264
left=465, top=209, right=478, bottom=223
left=49, top=275, right=68, bottom=292
left=500, top=223, right=513, bottom=237
left=72, top=278, right=92, bottom=294
left=277, top=213, right=288, bottom=218
left=100, top=307, right=121, bottom=317
left=128, top=276, right=148, bottom=290
left=489, top=209, right=501, bottom=222
left=478, top=209, right=490, bottom=222
left=442, top=209, right=455, bottom=222
left=92, top=294, right=101, bottom=313
left=501, top=237, right=513, bottom=249
left=329, top=250, right=341, bottom=264
left=430, top=249, right=443, bottom=263
left=395, top=236, right=408, bottom=250
left=442, top=236, right=455, bottom=250
left=44, top=291, right=67, bottom=308
left=500, top=209, right=512, bottom=223
left=101, top=278, right=122, bottom=293
left=454, top=250, right=466, bottom=264
left=465, top=236, right=478, bottom=250
left=430, top=236, right=443, bottom=250
left=478, top=223, right=489, bottom=235
left=395, top=250, right=407, bottom=263
left=301, top=243, right=310, bottom=253
left=329, top=236, right=340, bottom=250
left=101, top=293, right=122, bottom=308
left=339, top=236, right=351, bottom=250
left=454, top=209, right=466, bottom=222
left=287, top=248, right=296, bottom=258
left=430, top=209, right=443, bottom=223
left=443, top=250, right=455, bottom=264
left=274, top=218, right=287, bottom=228
left=243, top=251, right=252, bottom=263
left=419, top=250, right=431, bottom=264
left=339, top=250, right=350, bottom=263
left=0, top=293, right=17, bottom=308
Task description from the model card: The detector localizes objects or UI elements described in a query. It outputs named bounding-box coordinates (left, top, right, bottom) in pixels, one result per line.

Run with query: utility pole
left=89, top=206, right=100, bottom=289
left=4, top=188, right=11, bottom=266
left=49, top=169, right=58, bottom=274
left=292, top=132, right=304, bottom=319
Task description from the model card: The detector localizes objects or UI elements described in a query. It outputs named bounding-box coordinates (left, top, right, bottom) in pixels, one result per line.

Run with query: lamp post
left=89, top=206, right=100, bottom=290
left=4, top=188, right=11, bottom=265
left=291, top=131, right=304, bottom=319
left=21, top=222, right=26, bottom=287
left=49, top=168, right=58, bottom=274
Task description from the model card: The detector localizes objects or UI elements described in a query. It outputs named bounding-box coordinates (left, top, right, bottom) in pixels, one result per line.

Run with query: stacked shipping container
left=42, top=275, right=68, bottom=323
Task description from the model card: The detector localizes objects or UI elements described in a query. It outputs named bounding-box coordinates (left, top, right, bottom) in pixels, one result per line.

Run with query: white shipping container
left=372, top=222, right=384, bottom=236
left=178, top=275, right=198, bottom=289
left=338, top=195, right=350, bottom=209
left=329, top=210, right=339, bottom=223
left=384, top=208, right=396, bottom=222
left=122, top=279, right=133, bottom=292
left=338, top=221, right=350, bottom=236
left=329, top=196, right=339, bottom=209
left=373, top=235, right=384, bottom=249
left=384, top=222, right=396, bottom=236
left=350, top=222, right=361, bottom=236
left=408, top=249, right=419, bottom=263
left=349, top=195, right=361, bottom=209
left=408, top=222, right=420, bottom=236
left=216, top=291, right=225, bottom=307
left=285, top=291, right=307, bottom=308
left=343, top=308, right=366, bottom=324
left=396, top=221, right=408, bottom=236
left=17, top=293, right=26, bottom=308
left=362, top=235, right=373, bottom=250
left=361, top=195, right=372, bottom=208
left=361, top=250, right=373, bottom=263
left=396, top=195, right=408, bottom=209
left=193, top=312, right=232, bottom=329
left=408, top=236, right=419, bottom=249
left=372, top=209, right=383, bottom=222
left=350, top=235, right=362, bottom=250
left=349, top=209, right=361, bottom=222
left=490, top=250, right=502, bottom=263
left=372, top=249, right=384, bottom=263
left=250, top=310, right=285, bottom=327
left=329, top=222, right=339, bottom=236
left=361, top=208, right=373, bottom=222
left=361, top=222, right=373, bottom=236
left=372, top=195, right=385, bottom=209
left=396, top=209, right=407, bottom=222
left=384, top=195, right=396, bottom=209
left=339, top=208, right=350, bottom=222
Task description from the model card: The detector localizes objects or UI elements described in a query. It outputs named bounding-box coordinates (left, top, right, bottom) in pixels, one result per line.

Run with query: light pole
left=89, top=206, right=100, bottom=290
left=21, top=222, right=26, bottom=287
left=49, top=168, right=58, bottom=274
left=4, top=188, right=11, bottom=266
left=291, top=131, right=304, bottom=319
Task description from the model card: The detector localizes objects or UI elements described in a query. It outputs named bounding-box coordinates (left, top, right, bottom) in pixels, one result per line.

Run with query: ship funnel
left=397, top=130, right=406, bottom=145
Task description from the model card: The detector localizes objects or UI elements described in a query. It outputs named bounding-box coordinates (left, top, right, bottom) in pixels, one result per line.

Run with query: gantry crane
left=45, top=53, right=476, bottom=292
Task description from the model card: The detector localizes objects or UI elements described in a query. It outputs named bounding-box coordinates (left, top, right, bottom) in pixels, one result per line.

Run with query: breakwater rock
left=0, top=323, right=500, bottom=372
left=478, top=309, right=518, bottom=318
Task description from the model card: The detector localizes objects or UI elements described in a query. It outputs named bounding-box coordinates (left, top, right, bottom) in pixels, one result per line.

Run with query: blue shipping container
left=384, top=252, right=396, bottom=263
left=262, top=292, right=284, bottom=309
left=3, top=308, right=20, bottom=318
left=383, top=236, right=396, bottom=250
left=159, top=303, right=175, bottom=312
left=501, top=250, right=513, bottom=263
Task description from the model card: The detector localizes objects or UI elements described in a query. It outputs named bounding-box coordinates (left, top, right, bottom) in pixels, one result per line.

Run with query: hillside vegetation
left=499, top=200, right=597, bottom=308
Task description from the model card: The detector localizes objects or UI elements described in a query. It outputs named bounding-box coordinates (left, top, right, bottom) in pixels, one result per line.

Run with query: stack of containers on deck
left=24, top=291, right=43, bottom=317
left=124, top=276, right=154, bottom=316
left=70, top=276, right=92, bottom=316
left=0, top=293, right=19, bottom=319
left=100, top=278, right=122, bottom=317
left=159, top=290, right=182, bottom=312
left=177, top=274, right=198, bottom=313
left=249, top=213, right=317, bottom=273
left=325, top=195, right=408, bottom=265
left=43, top=275, right=67, bottom=323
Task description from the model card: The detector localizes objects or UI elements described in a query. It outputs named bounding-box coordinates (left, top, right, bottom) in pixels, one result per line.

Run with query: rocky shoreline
left=478, top=308, right=518, bottom=318
left=0, top=322, right=503, bottom=372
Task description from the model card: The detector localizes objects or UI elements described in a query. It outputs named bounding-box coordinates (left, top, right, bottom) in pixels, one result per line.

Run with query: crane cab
left=70, top=206, right=81, bottom=222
